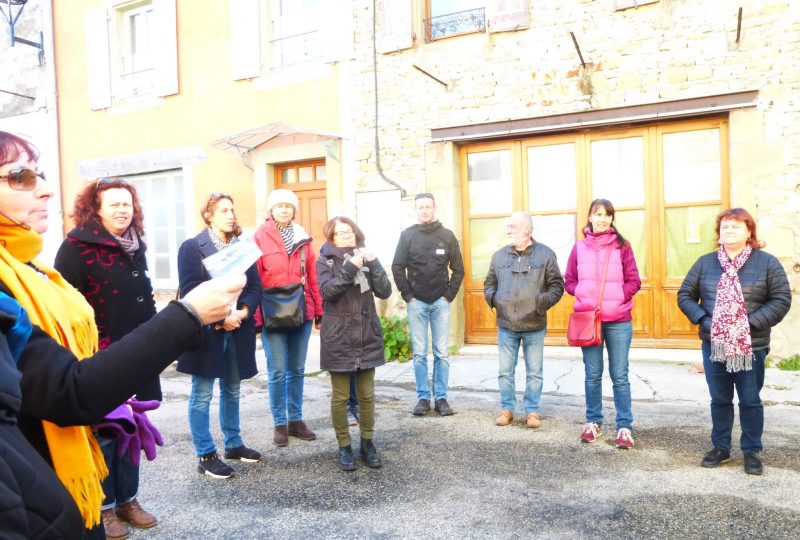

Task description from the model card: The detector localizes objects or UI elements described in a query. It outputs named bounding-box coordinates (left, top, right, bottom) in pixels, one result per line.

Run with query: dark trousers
left=702, top=341, right=767, bottom=454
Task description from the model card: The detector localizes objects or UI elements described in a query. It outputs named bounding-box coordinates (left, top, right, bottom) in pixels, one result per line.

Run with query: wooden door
left=275, top=160, right=328, bottom=251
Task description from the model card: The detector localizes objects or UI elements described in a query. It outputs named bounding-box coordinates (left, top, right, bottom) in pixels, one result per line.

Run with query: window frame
left=424, top=0, right=486, bottom=42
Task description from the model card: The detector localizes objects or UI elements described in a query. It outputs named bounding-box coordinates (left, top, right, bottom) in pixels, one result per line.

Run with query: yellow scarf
left=0, top=217, right=106, bottom=529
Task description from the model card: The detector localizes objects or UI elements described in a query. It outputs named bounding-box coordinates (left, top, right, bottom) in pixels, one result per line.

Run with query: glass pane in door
left=613, top=210, right=647, bottom=279
left=527, top=143, right=576, bottom=212
left=665, top=205, right=720, bottom=278
left=468, top=150, right=512, bottom=215
left=469, top=217, right=507, bottom=281
left=663, top=129, right=720, bottom=204
left=590, top=137, right=645, bottom=207
left=531, top=214, right=575, bottom=272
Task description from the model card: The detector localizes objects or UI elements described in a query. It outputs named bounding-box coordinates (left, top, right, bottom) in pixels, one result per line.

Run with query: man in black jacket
left=392, top=193, right=464, bottom=416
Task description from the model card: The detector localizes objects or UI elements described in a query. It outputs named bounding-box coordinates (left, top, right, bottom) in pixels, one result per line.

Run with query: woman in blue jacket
left=177, top=193, right=262, bottom=479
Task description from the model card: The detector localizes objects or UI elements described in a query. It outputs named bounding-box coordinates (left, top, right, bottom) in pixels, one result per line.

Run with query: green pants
left=330, top=369, right=375, bottom=447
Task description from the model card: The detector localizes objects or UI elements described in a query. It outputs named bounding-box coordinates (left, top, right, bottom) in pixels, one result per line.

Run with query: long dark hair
left=585, top=198, right=628, bottom=248
left=201, top=192, right=242, bottom=242
left=73, top=178, right=145, bottom=236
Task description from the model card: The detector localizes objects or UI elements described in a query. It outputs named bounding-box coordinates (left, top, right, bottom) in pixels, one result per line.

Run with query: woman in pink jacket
left=564, top=199, right=641, bottom=449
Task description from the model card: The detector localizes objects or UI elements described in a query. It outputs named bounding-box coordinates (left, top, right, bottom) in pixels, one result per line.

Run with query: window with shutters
left=425, top=0, right=486, bottom=42
left=268, top=0, right=321, bottom=68
left=85, top=0, right=178, bottom=110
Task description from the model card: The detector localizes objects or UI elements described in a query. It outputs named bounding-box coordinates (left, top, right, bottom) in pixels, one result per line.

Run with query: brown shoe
left=115, top=499, right=156, bottom=529
left=288, top=420, right=317, bottom=441
left=102, top=508, right=129, bottom=539
left=274, top=425, right=289, bottom=447
left=526, top=412, right=542, bottom=429
left=495, top=410, right=513, bottom=426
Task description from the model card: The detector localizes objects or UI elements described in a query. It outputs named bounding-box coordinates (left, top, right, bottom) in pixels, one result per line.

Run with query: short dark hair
left=414, top=192, right=435, bottom=203
left=716, top=207, right=762, bottom=249
left=322, top=216, right=366, bottom=247
left=72, top=177, right=145, bottom=236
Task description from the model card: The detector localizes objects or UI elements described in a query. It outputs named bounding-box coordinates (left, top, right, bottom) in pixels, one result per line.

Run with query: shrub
left=776, top=354, right=800, bottom=371
left=380, top=315, right=412, bottom=363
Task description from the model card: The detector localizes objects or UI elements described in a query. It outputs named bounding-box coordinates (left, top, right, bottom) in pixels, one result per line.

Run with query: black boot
left=338, top=445, right=357, bottom=471
left=359, top=438, right=383, bottom=468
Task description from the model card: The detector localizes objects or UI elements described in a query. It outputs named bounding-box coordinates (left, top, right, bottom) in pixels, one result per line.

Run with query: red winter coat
left=564, top=228, right=641, bottom=322
left=253, top=218, right=323, bottom=326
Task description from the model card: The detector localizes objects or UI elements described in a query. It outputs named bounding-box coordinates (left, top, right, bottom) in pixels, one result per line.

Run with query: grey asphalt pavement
left=135, top=340, right=800, bottom=539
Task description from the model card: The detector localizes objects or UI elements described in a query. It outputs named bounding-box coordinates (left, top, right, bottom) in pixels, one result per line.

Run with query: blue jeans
left=261, top=321, right=312, bottom=426
left=582, top=321, right=633, bottom=430
left=703, top=342, right=767, bottom=454
left=188, top=333, right=243, bottom=457
left=407, top=297, right=451, bottom=400
left=99, top=436, right=139, bottom=510
left=497, top=327, right=545, bottom=414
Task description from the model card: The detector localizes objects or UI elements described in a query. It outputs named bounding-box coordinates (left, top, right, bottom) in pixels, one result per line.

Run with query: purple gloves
left=95, top=399, right=164, bottom=466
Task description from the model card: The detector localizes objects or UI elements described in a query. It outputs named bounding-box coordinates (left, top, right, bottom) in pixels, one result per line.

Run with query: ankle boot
left=288, top=420, right=317, bottom=440
left=273, top=425, right=289, bottom=447
left=338, top=445, right=357, bottom=471
left=102, top=508, right=130, bottom=540
left=359, top=438, right=382, bottom=468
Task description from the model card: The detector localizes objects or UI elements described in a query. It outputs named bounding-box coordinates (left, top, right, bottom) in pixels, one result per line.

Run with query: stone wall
left=346, top=0, right=799, bottom=355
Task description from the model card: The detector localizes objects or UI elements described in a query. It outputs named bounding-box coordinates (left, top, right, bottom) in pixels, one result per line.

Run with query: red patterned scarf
left=710, top=245, right=753, bottom=372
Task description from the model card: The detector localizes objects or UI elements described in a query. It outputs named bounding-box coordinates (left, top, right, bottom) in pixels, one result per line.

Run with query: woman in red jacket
left=254, top=189, right=323, bottom=447
left=564, top=199, right=641, bottom=449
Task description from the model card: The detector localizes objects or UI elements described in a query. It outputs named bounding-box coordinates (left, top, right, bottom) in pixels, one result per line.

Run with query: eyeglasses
left=95, top=177, right=130, bottom=188
left=333, top=231, right=354, bottom=238
left=415, top=192, right=434, bottom=201
left=0, top=168, right=46, bottom=191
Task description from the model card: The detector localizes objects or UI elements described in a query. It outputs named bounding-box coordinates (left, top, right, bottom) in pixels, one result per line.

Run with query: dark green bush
left=777, top=354, right=800, bottom=371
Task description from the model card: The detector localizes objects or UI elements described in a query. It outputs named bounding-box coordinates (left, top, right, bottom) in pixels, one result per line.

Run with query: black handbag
left=261, top=246, right=306, bottom=330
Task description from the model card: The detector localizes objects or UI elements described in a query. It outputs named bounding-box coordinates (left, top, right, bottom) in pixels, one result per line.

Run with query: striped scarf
left=275, top=220, right=294, bottom=254
left=710, top=245, right=753, bottom=372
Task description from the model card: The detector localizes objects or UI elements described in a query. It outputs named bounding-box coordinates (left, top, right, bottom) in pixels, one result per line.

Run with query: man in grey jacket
left=483, top=212, right=564, bottom=429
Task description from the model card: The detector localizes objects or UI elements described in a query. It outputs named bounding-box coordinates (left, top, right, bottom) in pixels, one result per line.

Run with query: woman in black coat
left=55, top=178, right=161, bottom=537
left=177, top=193, right=262, bottom=479
left=678, top=208, right=791, bottom=476
left=317, top=216, right=392, bottom=471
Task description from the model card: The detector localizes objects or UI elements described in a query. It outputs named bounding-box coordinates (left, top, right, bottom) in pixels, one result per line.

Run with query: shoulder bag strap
left=299, top=244, right=307, bottom=285
left=595, top=246, right=612, bottom=311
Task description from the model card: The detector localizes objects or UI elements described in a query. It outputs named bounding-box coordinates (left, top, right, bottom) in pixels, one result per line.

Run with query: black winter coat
left=391, top=221, right=464, bottom=304
left=677, top=249, right=791, bottom=349
left=0, top=282, right=202, bottom=539
left=176, top=229, right=260, bottom=379
left=317, top=243, right=392, bottom=372
left=54, top=219, right=161, bottom=401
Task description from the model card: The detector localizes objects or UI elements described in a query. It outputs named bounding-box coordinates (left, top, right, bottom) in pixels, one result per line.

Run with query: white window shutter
left=153, top=0, right=179, bottom=96
left=230, top=0, right=261, bottom=79
left=86, top=8, right=112, bottom=110
left=486, top=0, right=530, bottom=33
left=378, top=0, right=413, bottom=54
left=320, top=0, right=354, bottom=63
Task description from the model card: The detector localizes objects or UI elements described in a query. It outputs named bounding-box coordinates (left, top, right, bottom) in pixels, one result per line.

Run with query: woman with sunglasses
left=0, top=130, right=243, bottom=538
left=53, top=178, right=160, bottom=538
left=317, top=216, right=392, bottom=470
left=176, top=193, right=262, bottom=480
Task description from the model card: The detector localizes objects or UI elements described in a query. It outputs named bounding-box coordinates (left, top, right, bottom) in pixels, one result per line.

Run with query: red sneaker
left=615, top=428, right=634, bottom=449
left=580, top=422, right=602, bottom=443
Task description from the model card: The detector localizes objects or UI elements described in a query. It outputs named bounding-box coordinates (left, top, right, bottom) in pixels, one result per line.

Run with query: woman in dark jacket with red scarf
left=55, top=178, right=161, bottom=538
left=317, top=216, right=392, bottom=471
left=678, top=208, right=791, bottom=475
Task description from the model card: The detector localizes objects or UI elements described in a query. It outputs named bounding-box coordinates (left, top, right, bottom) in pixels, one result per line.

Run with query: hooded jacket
left=564, top=228, right=641, bottom=323
left=483, top=240, right=564, bottom=332
left=317, top=242, right=392, bottom=372
left=391, top=221, right=464, bottom=304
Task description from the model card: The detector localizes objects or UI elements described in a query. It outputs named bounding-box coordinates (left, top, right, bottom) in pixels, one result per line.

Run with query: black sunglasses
left=0, top=168, right=46, bottom=191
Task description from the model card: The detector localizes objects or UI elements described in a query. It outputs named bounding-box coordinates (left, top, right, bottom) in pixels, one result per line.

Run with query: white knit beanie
left=267, top=189, right=299, bottom=211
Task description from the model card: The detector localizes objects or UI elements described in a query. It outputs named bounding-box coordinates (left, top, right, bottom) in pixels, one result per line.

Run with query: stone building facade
left=343, top=0, right=799, bottom=356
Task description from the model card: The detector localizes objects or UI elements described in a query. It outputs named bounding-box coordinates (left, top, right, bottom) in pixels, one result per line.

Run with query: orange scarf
left=0, top=217, right=106, bottom=528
